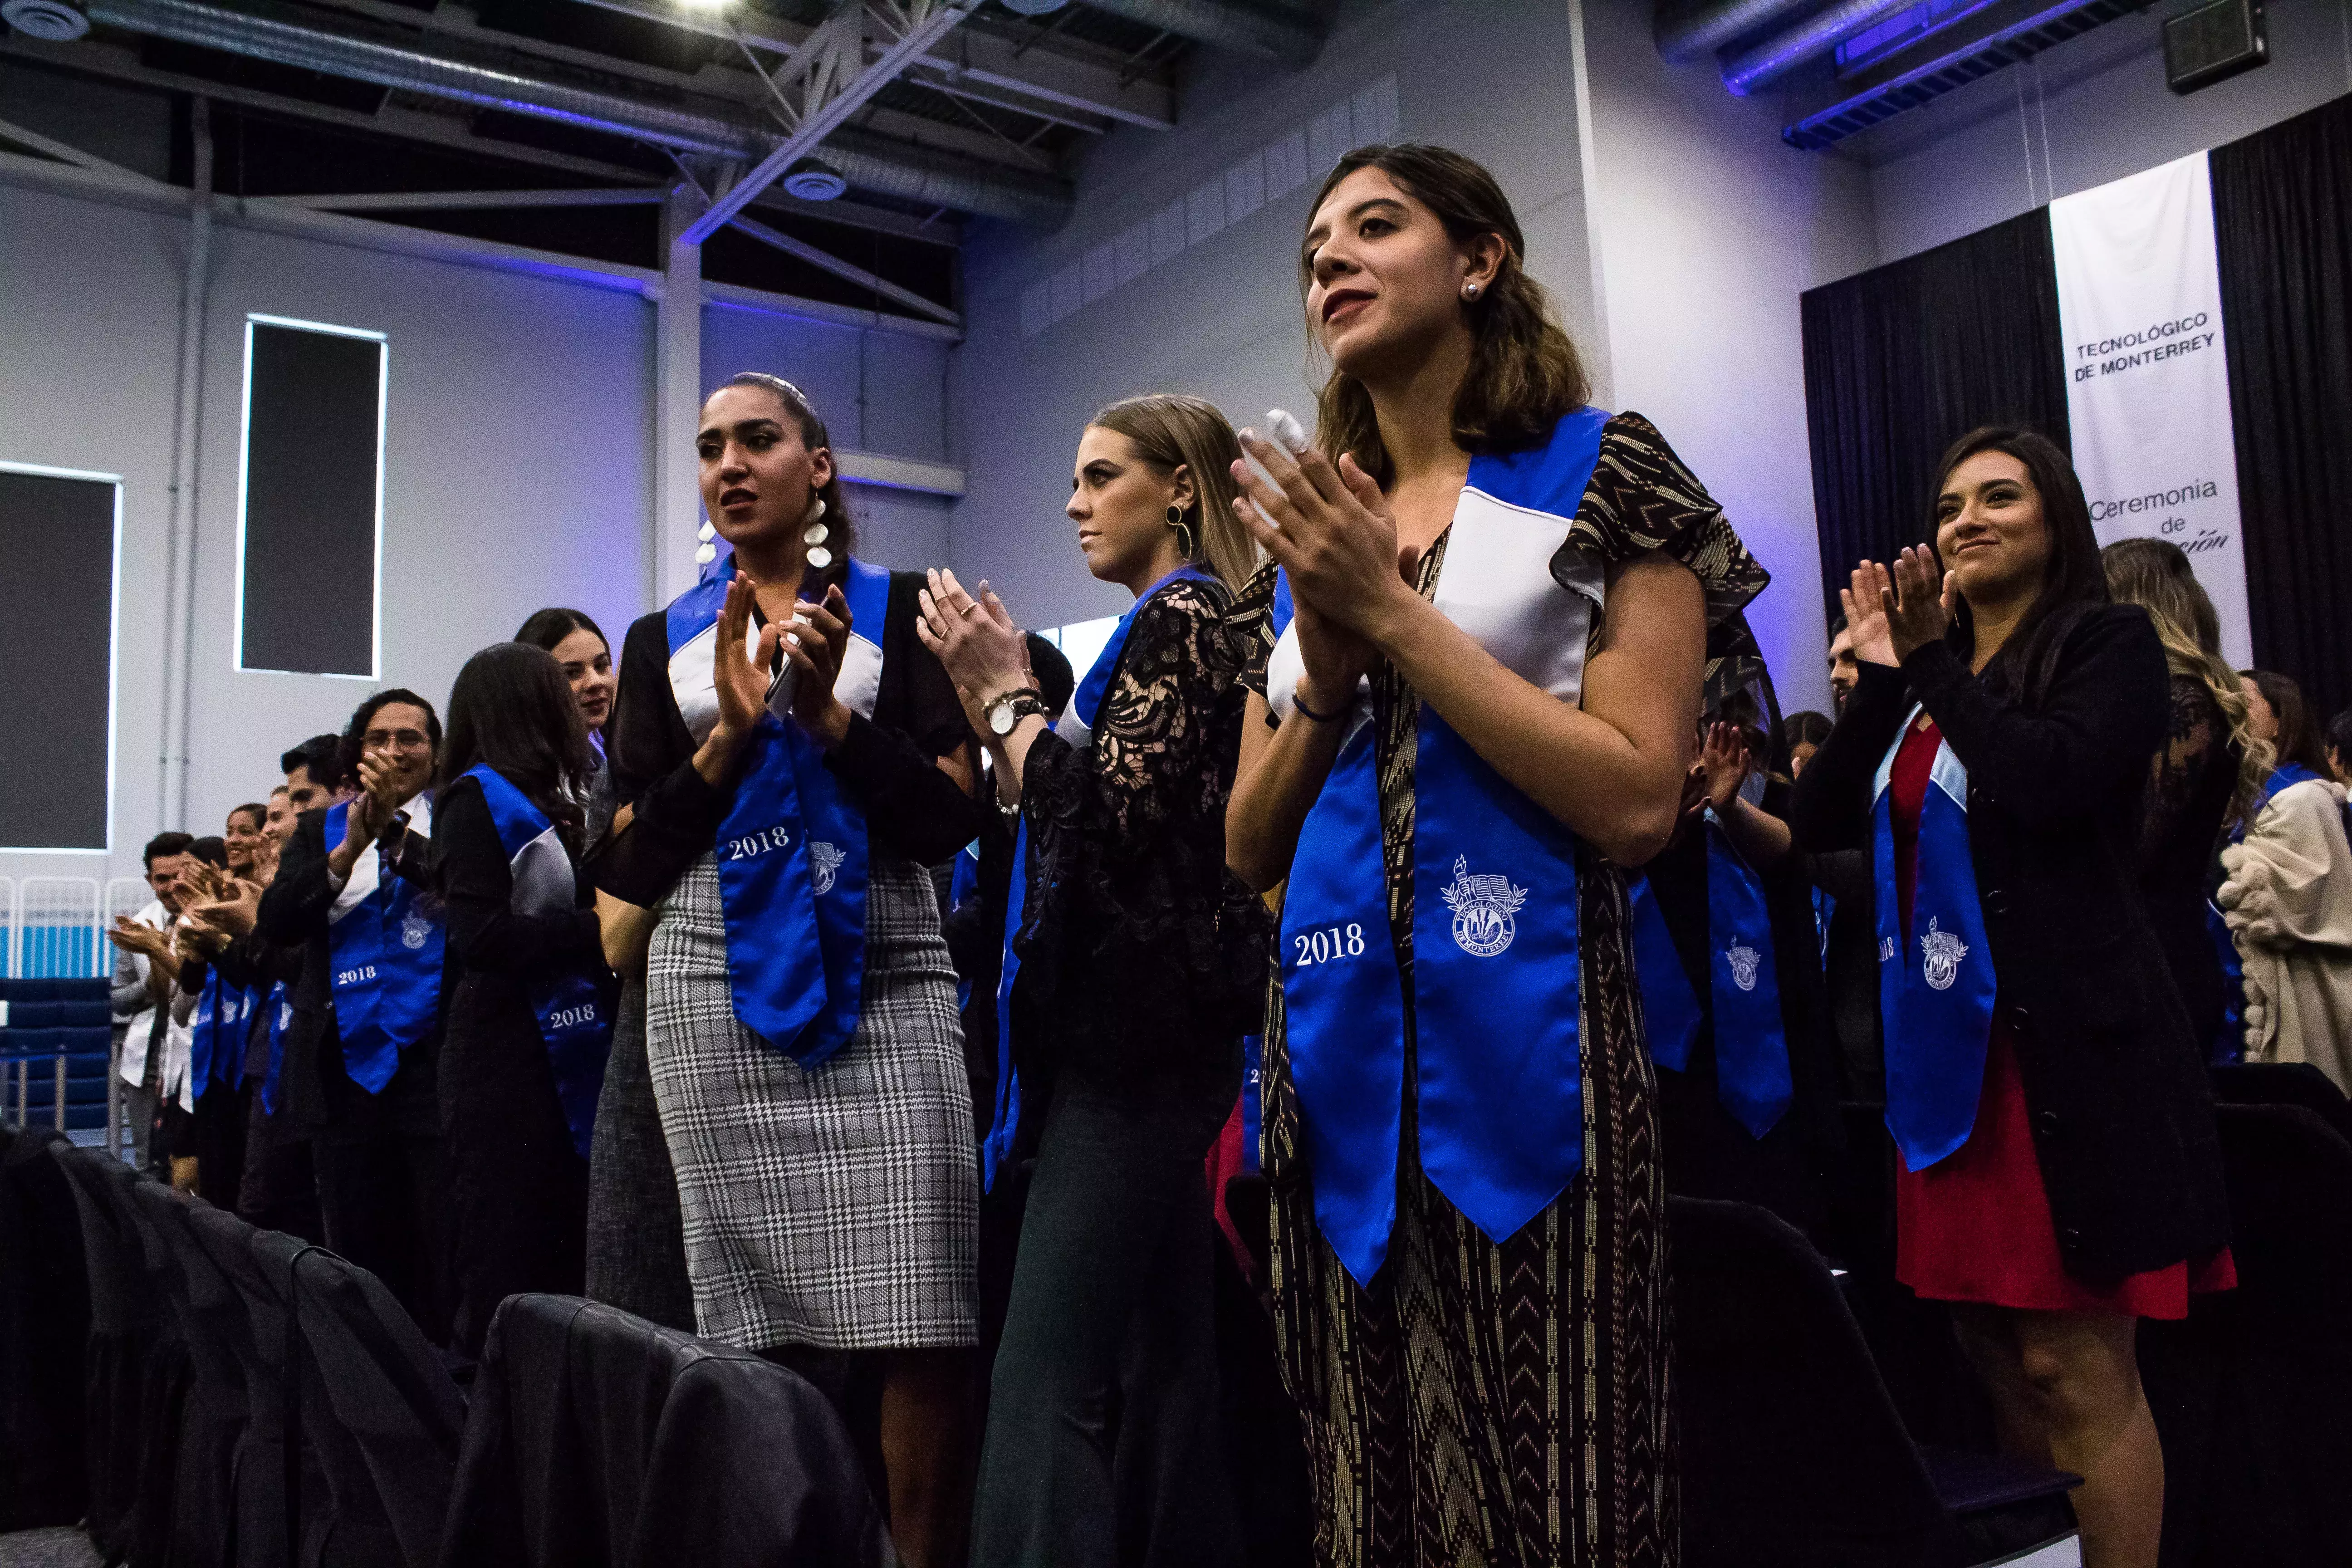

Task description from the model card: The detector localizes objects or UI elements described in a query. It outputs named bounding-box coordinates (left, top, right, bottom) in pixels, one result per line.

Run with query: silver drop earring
left=695, top=518, right=717, bottom=566
left=803, top=495, right=833, bottom=571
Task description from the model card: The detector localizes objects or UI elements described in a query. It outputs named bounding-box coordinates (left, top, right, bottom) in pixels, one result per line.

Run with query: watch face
left=990, top=703, right=1015, bottom=736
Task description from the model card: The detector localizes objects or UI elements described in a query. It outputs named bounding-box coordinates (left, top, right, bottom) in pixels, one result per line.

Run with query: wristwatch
left=985, top=687, right=1049, bottom=737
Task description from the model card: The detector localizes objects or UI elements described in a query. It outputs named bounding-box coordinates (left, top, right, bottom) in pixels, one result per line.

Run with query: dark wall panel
left=239, top=322, right=382, bottom=677
left=0, top=470, right=117, bottom=850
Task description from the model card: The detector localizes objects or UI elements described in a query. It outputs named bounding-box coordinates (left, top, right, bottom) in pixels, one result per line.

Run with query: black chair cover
left=274, top=1237, right=466, bottom=1568
left=1670, top=1196, right=2076, bottom=1568
left=438, top=1294, right=892, bottom=1568
left=131, top=1181, right=255, bottom=1568
left=0, top=1126, right=88, bottom=1530
left=2142, top=1103, right=2352, bottom=1566
left=54, top=1146, right=196, bottom=1568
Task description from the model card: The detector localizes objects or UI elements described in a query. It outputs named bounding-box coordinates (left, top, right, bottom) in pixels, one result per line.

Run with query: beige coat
left=2218, top=777, right=2352, bottom=1092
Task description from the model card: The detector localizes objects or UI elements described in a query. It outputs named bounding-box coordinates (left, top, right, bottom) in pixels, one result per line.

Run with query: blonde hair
left=1087, top=394, right=1258, bottom=593
left=2101, top=538, right=2270, bottom=823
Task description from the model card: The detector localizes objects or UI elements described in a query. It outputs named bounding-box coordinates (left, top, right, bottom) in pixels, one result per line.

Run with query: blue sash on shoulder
left=461, top=764, right=617, bottom=1160
left=325, top=799, right=446, bottom=1093
left=260, top=980, right=290, bottom=1115
left=188, top=967, right=257, bottom=1101
left=1628, top=813, right=1793, bottom=1138
left=2234, top=761, right=2326, bottom=843
left=665, top=553, right=891, bottom=1066
left=1872, top=709, right=1999, bottom=1170
left=981, top=564, right=1217, bottom=1191
left=1273, top=407, right=1608, bottom=1284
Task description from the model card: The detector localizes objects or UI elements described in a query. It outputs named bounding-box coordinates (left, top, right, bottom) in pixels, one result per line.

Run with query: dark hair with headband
left=718, top=372, right=858, bottom=578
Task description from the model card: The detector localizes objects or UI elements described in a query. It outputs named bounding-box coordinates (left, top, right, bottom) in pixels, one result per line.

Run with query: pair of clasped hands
left=707, top=575, right=857, bottom=756
left=1230, top=410, right=1431, bottom=709
left=106, top=858, right=268, bottom=981
left=1842, top=549, right=1959, bottom=668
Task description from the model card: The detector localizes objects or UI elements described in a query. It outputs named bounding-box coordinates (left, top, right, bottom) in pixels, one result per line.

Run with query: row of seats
left=0, top=978, right=112, bottom=1132
left=0, top=1128, right=895, bottom=1566
left=4, top=1067, right=2349, bottom=1567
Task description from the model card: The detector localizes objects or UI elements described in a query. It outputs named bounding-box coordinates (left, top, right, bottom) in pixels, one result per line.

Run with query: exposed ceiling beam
left=725, top=211, right=958, bottom=325
left=0, top=111, right=155, bottom=177
left=0, top=33, right=963, bottom=243
left=564, top=0, right=1175, bottom=129
left=677, top=0, right=979, bottom=246
left=277, top=184, right=664, bottom=208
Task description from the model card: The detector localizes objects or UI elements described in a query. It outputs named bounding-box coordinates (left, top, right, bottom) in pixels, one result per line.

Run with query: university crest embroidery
left=1725, top=938, right=1763, bottom=992
left=808, top=840, right=847, bottom=897
left=1442, top=855, right=1527, bottom=958
left=1920, top=916, right=1969, bottom=992
left=400, top=911, right=432, bottom=951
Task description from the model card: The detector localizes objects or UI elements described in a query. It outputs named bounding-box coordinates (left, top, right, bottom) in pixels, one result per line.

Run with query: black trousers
left=971, top=1049, right=1242, bottom=1568
left=439, top=978, right=588, bottom=1358
left=190, top=1079, right=247, bottom=1212
left=312, top=1039, right=452, bottom=1346
left=236, top=1079, right=321, bottom=1242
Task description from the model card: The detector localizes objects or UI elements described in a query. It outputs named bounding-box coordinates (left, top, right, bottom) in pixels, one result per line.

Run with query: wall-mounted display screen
left=0, top=464, right=120, bottom=852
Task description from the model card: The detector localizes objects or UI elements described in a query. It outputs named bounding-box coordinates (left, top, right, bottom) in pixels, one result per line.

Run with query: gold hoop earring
left=1166, top=503, right=1196, bottom=559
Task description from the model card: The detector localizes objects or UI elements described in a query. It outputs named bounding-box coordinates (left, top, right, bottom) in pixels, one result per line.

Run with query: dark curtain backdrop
left=1800, top=211, right=2070, bottom=633
left=2213, top=92, right=2352, bottom=723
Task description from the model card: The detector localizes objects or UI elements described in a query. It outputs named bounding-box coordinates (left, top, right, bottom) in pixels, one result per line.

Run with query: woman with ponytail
left=2100, top=538, right=2269, bottom=1049
left=588, top=372, right=983, bottom=1567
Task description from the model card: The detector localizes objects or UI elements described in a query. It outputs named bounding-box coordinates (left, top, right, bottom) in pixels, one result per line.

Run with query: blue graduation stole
left=1872, top=710, right=1999, bottom=1170
left=260, top=980, right=290, bottom=1116
left=324, top=799, right=446, bottom=1093
left=950, top=841, right=981, bottom=1012
left=1703, top=810, right=1793, bottom=1138
left=1276, top=407, right=1607, bottom=1284
left=665, top=554, right=891, bottom=1066
left=188, top=967, right=256, bottom=1100
left=1240, top=1033, right=1264, bottom=1174
left=981, top=563, right=1217, bottom=1191
left=462, top=764, right=617, bottom=1160
left=1627, top=814, right=1793, bottom=1138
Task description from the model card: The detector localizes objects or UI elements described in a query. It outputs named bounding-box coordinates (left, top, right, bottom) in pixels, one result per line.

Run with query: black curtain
left=1799, top=211, right=2070, bottom=632
left=2213, top=92, right=2352, bottom=724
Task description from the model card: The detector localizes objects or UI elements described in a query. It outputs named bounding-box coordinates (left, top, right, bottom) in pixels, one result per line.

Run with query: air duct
left=78, top=0, right=1072, bottom=224
left=1653, top=0, right=1816, bottom=63
left=1077, top=0, right=1322, bottom=64
left=1718, top=0, right=1918, bottom=93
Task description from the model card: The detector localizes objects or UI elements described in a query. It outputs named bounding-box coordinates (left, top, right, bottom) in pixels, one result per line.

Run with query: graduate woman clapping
left=432, top=641, right=616, bottom=1357
left=1789, top=426, right=2231, bottom=1568
left=588, top=372, right=982, bottom=1568
left=1224, top=142, right=1768, bottom=1563
left=921, top=394, right=1268, bottom=1568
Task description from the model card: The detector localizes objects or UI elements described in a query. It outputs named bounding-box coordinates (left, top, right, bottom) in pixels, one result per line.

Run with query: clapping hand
left=1881, top=545, right=1955, bottom=661
left=711, top=573, right=785, bottom=746
left=1840, top=563, right=1899, bottom=668
left=106, top=916, right=170, bottom=959
left=779, top=583, right=853, bottom=749
left=1690, top=720, right=1752, bottom=817
left=185, top=877, right=262, bottom=941
left=1228, top=431, right=1414, bottom=645
left=916, top=569, right=1028, bottom=712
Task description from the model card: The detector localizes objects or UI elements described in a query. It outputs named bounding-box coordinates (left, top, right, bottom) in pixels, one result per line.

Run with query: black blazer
left=256, top=806, right=451, bottom=1139
left=1788, top=603, right=2229, bottom=1279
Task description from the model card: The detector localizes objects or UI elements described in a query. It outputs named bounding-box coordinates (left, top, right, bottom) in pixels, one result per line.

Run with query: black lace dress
left=2137, top=672, right=2241, bottom=1049
left=971, top=572, right=1276, bottom=1567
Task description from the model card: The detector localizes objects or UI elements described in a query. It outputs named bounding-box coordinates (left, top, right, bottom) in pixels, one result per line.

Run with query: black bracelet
left=1291, top=686, right=1348, bottom=724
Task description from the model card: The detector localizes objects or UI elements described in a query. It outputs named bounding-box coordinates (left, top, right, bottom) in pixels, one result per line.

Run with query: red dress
left=1887, top=717, right=2234, bottom=1317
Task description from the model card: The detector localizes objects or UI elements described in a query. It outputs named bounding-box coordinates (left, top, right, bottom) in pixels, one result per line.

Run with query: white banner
left=2050, top=152, right=2250, bottom=666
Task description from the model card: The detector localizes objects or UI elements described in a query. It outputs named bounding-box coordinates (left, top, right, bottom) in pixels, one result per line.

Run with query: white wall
left=0, top=174, right=958, bottom=888
left=948, top=0, right=1599, bottom=635
left=1857, top=0, right=2352, bottom=263
left=1573, top=0, right=1879, bottom=714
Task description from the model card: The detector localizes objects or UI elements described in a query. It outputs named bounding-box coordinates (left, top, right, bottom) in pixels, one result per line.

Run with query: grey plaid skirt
left=645, top=853, right=979, bottom=1352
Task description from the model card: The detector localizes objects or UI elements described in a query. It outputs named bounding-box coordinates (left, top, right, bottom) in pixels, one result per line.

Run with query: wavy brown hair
left=2102, top=538, right=2269, bottom=823
left=1302, top=143, right=1590, bottom=488
left=1087, top=394, right=1258, bottom=593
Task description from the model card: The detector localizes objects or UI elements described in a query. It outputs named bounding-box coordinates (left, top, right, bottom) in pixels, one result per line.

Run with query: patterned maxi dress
left=1236, top=413, right=1769, bottom=1568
